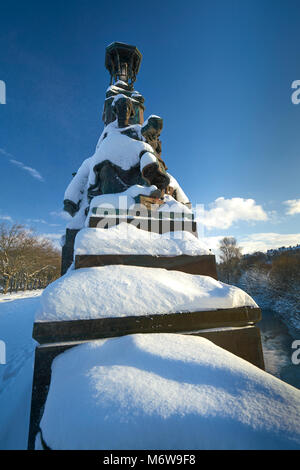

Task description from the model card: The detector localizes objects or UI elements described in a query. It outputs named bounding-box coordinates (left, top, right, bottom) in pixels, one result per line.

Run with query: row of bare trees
left=218, top=236, right=300, bottom=290
left=217, top=237, right=300, bottom=327
left=0, top=223, right=61, bottom=294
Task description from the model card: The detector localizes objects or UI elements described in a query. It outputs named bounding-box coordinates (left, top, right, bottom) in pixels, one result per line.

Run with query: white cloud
left=0, top=148, right=44, bottom=182
left=0, top=148, right=12, bottom=158
left=0, top=215, right=13, bottom=222
left=50, top=210, right=71, bottom=221
left=9, top=159, right=44, bottom=182
left=200, top=235, right=225, bottom=254
left=197, top=197, right=268, bottom=230
left=26, top=218, right=61, bottom=227
left=199, top=232, right=300, bottom=260
left=284, top=199, right=300, bottom=215
left=41, top=232, right=64, bottom=241
left=27, top=218, right=48, bottom=224
left=39, top=232, right=64, bottom=250
left=238, top=232, right=300, bottom=254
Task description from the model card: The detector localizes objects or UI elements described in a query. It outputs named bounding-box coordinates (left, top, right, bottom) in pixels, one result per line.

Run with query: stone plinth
left=74, top=253, right=218, bottom=279
left=28, top=305, right=264, bottom=449
left=89, top=216, right=198, bottom=236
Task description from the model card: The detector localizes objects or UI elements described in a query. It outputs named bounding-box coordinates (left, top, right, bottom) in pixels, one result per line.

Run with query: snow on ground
left=0, top=290, right=42, bottom=449
left=37, top=333, right=300, bottom=450
left=35, top=266, right=258, bottom=322
left=0, top=290, right=43, bottom=302
left=0, top=290, right=299, bottom=450
left=75, top=225, right=211, bottom=256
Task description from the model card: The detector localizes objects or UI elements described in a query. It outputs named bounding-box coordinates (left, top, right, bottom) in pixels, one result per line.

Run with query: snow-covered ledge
left=74, top=225, right=211, bottom=257
left=35, top=266, right=257, bottom=323
left=36, top=333, right=300, bottom=450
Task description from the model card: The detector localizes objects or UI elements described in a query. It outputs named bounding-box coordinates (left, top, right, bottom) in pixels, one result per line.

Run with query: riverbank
left=260, top=308, right=300, bottom=389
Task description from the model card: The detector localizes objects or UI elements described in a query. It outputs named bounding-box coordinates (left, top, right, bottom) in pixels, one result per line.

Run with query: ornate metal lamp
left=105, top=42, right=142, bottom=86
left=103, top=42, right=144, bottom=126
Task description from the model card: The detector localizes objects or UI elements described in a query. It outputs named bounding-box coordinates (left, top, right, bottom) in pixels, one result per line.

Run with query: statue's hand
left=142, top=162, right=170, bottom=190
left=63, top=199, right=79, bottom=217
left=142, top=162, right=158, bottom=181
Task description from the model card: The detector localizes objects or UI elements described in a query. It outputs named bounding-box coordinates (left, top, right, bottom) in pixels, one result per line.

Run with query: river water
left=259, top=309, right=300, bottom=389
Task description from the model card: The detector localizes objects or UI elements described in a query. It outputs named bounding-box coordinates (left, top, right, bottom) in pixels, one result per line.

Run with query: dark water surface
left=259, top=309, right=300, bottom=389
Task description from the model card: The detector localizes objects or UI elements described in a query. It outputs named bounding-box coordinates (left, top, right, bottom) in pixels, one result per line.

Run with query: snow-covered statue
left=63, top=42, right=190, bottom=223
left=87, top=97, right=170, bottom=200
left=61, top=42, right=191, bottom=273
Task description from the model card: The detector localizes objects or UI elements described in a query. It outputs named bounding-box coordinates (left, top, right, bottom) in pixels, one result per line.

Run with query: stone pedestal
left=74, top=253, right=218, bottom=279
left=89, top=215, right=198, bottom=236
left=61, top=228, right=80, bottom=275
left=28, top=305, right=264, bottom=449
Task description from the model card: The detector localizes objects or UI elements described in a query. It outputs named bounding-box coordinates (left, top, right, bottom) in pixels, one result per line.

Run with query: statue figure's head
left=142, top=115, right=163, bottom=139
left=113, top=95, right=134, bottom=128
left=142, top=115, right=163, bottom=157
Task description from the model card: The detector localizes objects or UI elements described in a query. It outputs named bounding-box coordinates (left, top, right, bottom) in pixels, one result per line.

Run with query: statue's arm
left=166, top=172, right=191, bottom=206
left=140, top=151, right=170, bottom=190
left=63, top=157, right=91, bottom=216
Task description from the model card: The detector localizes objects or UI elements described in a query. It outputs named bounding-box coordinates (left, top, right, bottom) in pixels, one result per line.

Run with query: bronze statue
left=61, top=42, right=191, bottom=274
left=113, top=95, right=134, bottom=128
left=63, top=42, right=189, bottom=217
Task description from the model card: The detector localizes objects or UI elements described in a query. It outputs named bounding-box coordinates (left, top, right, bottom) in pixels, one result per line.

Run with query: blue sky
left=1, top=0, right=300, bottom=254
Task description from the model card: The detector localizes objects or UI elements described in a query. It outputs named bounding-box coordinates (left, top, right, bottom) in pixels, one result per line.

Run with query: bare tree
left=0, top=223, right=61, bottom=294
left=218, top=237, right=242, bottom=284
left=219, top=237, right=242, bottom=263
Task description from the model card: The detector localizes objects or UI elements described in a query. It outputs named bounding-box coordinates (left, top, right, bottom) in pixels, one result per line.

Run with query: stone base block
left=74, top=254, right=218, bottom=279
left=28, top=321, right=264, bottom=449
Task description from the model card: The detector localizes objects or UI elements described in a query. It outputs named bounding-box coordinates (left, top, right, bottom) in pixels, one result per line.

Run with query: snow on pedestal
left=88, top=124, right=153, bottom=179
left=88, top=184, right=159, bottom=214
left=87, top=190, right=192, bottom=221
left=36, top=333, right=300, bottom=450
left=35, top=265, right=257, bottom=323
left=74, top=224, right=211, bottom=257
